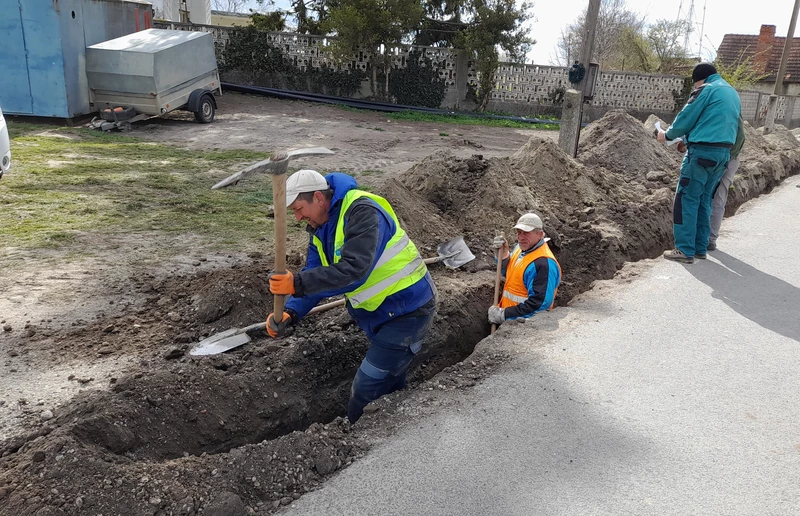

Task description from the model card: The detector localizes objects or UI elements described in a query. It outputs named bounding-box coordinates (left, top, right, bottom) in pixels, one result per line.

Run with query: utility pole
left=764, top=0, right=800, bottom=134
left=558, top=0, right=601, bottom=158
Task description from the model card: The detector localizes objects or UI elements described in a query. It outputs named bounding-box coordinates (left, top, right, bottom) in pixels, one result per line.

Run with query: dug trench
left=1, top=111, right=799, bottom=516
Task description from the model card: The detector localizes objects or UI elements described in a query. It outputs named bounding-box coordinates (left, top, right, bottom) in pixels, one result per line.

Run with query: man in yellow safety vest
left=488, top=213, right=561, bottom=326
left=267, top=169, right=437, bottom=423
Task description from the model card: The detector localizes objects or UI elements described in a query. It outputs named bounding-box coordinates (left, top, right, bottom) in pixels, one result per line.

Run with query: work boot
left=664, top=248, right=694, bottom=264
left=707, top=241, right=717, bottom=251
left=695, top=253, right=707, bottom=260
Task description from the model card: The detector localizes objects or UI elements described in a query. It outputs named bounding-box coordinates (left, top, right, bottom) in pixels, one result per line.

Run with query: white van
left=0, top=106, right=10, bottom=179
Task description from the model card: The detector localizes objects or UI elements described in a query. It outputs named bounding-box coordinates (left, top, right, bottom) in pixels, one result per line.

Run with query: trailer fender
left=187, top=89, right=216, bottom=112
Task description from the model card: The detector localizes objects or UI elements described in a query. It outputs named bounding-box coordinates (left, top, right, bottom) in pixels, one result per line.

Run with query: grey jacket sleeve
left=294, top=199, right=381, bottom=297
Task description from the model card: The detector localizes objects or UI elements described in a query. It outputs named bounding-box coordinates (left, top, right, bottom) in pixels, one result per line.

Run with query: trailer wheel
left=117, top=121, right=133, bottom=133
left=194, top=95, right=215, bottom=124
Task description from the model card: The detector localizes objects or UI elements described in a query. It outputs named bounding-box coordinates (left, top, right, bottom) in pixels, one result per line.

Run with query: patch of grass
left=439, top=132, right=449, bottom=137
left=333, top=105, right=363, bottom=113
left=0, top=123, right=295, bottom=252
left=385, top=111, right=559, bottom=130
left=372, top=127, right=384, bottom=132
left=360, top=170, right=384, bottom=176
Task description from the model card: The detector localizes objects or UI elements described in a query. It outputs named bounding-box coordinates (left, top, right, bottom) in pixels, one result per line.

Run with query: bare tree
left=553, top=0, right=644, bottom=67
left=646, top=19, right=692, bottom=74
left=212, top=0, right=252, bottom=13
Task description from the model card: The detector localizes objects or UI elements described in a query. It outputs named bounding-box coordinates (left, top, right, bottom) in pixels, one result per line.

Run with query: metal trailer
left=85, top=29, right=222, bottom=131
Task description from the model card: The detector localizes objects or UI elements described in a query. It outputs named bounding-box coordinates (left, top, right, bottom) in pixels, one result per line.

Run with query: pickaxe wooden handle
left=211, top=147, right=334, bottom=316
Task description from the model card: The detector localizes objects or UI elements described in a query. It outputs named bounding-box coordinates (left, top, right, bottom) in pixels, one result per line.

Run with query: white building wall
left=150, top=0, right=210, bottom=24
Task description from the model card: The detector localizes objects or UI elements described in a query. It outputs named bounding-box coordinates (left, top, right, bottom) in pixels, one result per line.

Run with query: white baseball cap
left=513, top=213, right=544, bottom=232
left=286, top=169, right=328, bottom=205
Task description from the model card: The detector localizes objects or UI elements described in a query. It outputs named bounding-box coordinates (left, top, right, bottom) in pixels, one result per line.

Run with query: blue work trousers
left=347, top=298, right=436, bottom=423
left=673, top=145, right=731, bottom=256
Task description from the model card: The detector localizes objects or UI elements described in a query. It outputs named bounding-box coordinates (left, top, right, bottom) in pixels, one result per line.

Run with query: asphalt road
left=285, top=176, right=800, bottom=516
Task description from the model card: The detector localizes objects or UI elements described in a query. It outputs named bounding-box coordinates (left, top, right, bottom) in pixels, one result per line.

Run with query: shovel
left=491, top=232, right=504, bottom=335
left=188, top=236, right=474, bottom=356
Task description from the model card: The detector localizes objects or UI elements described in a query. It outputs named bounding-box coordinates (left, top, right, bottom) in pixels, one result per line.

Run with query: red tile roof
left=717, top=33, right=800, bottom=83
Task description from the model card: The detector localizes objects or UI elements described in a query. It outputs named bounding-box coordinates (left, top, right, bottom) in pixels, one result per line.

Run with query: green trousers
left=673, top=145, right=731, bottom=256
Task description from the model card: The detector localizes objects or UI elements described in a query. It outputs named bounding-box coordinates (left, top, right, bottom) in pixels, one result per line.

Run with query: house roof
left=717, top=32, right=800, bottom=83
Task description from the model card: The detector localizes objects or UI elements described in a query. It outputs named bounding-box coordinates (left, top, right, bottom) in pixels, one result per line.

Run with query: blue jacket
left=666, top=73, right=741, bottom=145
left=500, top=238, right=561, bottom=319
left=285, top=173, right=436, bottom=338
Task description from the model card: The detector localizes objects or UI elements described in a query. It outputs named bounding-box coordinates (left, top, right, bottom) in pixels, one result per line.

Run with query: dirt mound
left=725, top=122, right=800, bottom=216
left=383, top=132, right=675, bottom=303
left=578, top=109, right=683, bottom=177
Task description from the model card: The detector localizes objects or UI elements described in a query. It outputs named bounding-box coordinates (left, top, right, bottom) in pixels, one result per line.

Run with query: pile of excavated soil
left=578, top=109, right=683, bottom=177
left=3, top=110, right=800, bottom=516
left=716, top=122, right=800, bottom=216
left=384, top=123, right=676, bottom=302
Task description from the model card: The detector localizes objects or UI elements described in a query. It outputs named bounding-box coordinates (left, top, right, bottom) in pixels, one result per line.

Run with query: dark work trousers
left=673, top=144, right=730, bottom=256
left=347, top=298, right=436, bottom=423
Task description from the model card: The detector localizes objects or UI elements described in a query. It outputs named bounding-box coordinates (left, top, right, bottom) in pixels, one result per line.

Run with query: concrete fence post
left=455, top=50, right=468, bottom=110
left=558, top=89, right=583, bottom=157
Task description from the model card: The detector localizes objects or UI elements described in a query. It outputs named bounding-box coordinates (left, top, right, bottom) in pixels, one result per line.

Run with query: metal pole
left=764, top=0, right=800, bottom=133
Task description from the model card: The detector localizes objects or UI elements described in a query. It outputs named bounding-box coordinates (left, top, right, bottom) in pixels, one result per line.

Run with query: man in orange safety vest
left=488, top=213, right=562, bottom=325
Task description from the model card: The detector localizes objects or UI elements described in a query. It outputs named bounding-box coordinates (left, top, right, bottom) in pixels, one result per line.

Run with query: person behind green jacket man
left=674, top=115, right=746, bottom=253
left=656, top=62, right=741, bottom=264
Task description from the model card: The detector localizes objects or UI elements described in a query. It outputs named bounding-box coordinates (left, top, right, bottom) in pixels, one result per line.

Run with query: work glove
left=268, top=270, right=295, bottom=295
left=488, top=305, right=505, bottom=325
left=492, top=235, right=510, bottom=260
left=267, top=312, right=292, bottom=338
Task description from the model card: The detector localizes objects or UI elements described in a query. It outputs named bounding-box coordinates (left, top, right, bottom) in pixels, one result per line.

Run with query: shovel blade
left=436, top=236, right=475, bottom=268
left=189, top=331, right=252, bottom=356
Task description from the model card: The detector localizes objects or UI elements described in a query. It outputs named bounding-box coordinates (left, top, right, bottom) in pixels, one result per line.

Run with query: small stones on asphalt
left=40, top=410, right=54, bottom=421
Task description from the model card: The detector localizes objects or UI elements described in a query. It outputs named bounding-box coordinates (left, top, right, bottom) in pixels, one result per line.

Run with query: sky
left=527, top=0, right=799, bottom=65
left=233, top=0, right=798, bottom=66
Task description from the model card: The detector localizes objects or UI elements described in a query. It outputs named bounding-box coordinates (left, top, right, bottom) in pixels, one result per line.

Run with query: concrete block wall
left=155, top=21, right=800, bottom=127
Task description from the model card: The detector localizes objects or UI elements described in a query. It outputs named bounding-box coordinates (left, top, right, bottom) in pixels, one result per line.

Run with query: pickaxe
left=211, top=147, right=335, bottom=317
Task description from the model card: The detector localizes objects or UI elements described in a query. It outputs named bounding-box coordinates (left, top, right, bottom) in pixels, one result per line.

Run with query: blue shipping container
left=0, top=0, right=152, bottom=118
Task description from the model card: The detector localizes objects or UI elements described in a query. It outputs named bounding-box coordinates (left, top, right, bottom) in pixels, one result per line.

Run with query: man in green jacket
left=657, top=62, right=741, bottom=263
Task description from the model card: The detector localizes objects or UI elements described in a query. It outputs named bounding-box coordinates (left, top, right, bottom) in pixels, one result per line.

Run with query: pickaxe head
left=212, top=147, right=335, bottom=189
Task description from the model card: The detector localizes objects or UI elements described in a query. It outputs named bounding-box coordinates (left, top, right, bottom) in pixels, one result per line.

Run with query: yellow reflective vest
left=312, top=190, right=427, bottom=312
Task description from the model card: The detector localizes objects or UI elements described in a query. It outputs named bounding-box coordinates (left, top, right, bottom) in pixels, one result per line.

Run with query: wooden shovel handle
left=272, top=172, right=287, bottom=316
left=491, top=233, right=504, bottom=335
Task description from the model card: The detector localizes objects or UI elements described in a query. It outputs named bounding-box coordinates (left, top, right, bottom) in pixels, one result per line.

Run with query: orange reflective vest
left=499, top=241, right=561, bottom=310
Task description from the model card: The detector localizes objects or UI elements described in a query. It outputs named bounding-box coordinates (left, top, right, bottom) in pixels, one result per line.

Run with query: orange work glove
left=268, top=271, right=295, bottom=295
left=267, top=312, right=292, bottom=338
